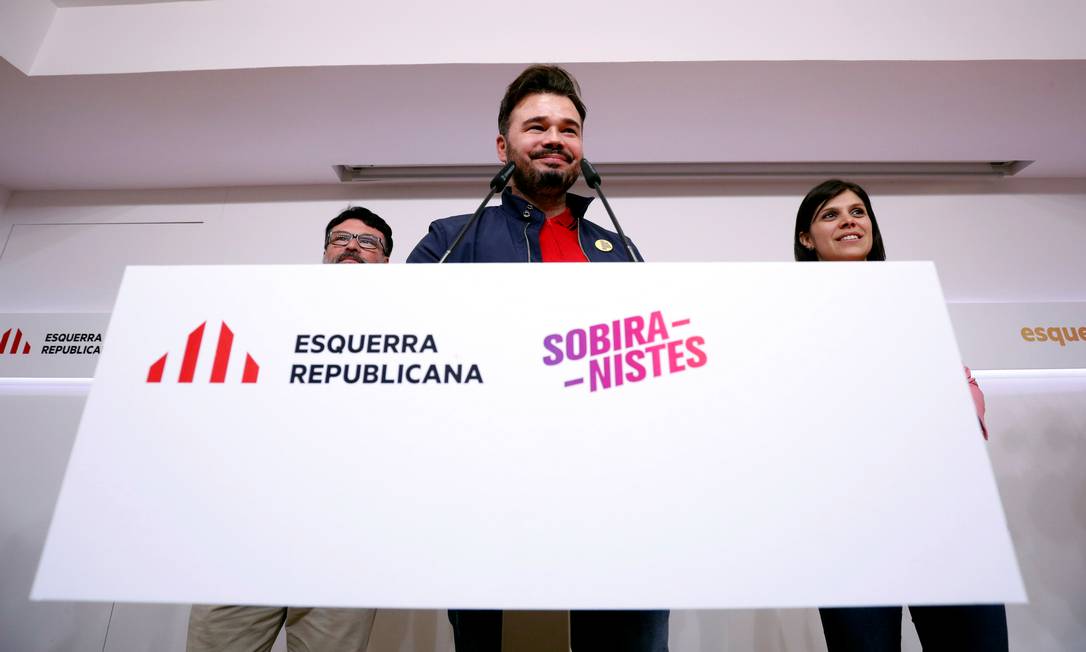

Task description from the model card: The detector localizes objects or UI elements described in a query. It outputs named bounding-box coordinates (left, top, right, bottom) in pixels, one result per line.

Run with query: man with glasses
left=322, top=206, right=393, bottom=265
left=186, top=205, right=392, bottom=652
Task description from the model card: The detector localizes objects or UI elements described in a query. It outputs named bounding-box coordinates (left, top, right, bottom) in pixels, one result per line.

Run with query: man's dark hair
left=498, top=64, right=587, bottom=137
left=793, top=179, right=886, bottom=262
left=325, top=206, right=393, bottom=256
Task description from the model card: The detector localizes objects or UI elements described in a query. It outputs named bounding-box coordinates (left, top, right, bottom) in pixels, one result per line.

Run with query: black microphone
left=580, top=159, right=641, bottom=262
left=439, top=161, right=516, bottom=264
left=489, top=160, right=515, bottom=192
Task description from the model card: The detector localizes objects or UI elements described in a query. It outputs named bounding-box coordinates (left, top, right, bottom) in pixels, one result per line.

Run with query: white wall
left=2, top=178, right=1085, bottom=312
left=29, top=0, right=1086, bottom=75
left=2, top=180, right=1085, bottom=652
left=0, top=0, right=54, bottom=73
left=0, top=392, right=114, bottom=652
left=979, top=375, right=1086, bottom=650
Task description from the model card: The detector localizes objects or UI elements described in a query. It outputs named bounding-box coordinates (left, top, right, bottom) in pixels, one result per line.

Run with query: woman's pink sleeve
left=965, top=366, right=989, bottom=440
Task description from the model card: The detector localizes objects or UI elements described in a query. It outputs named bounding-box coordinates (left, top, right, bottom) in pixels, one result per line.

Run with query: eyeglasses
left=326, top=231, right=385, bottom=252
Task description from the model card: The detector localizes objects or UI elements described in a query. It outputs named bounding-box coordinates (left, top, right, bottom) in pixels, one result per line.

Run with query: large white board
left=33, top=262, right=1024, bottom=609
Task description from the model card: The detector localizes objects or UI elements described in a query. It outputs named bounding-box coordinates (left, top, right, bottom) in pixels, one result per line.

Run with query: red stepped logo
left=147, top=321, right=259, bottom=383
left=1, top=328, right=32, bottom=355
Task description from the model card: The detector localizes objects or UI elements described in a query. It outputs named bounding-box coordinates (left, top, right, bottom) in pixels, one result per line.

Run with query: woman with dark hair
left=794, top=179, right=1008, bottom=652
left=793, top=179, right=886, bottom=263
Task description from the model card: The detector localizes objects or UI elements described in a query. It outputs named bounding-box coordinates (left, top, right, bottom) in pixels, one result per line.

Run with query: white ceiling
left=1, top=0, right=1082, bottom=191
left=16, top=0, right=1086, bottom=77
left=1, top=59, right=1084, bottom=191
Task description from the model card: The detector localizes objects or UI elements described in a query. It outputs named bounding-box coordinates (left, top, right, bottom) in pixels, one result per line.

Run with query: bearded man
left=406, top=65, right=639, bottom=265
left=406, top=65, right=664, bottom=652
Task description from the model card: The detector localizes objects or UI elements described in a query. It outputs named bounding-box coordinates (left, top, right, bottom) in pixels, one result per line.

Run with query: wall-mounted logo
left=147, top=321, right=260, bottom=384
left=41, top=332, right=102, bottom=355
left=1020, top=324, right=1085, bottom=347
left=542, top=310, right=707, bottom=392
left=1, top=328, right=31, bottom=355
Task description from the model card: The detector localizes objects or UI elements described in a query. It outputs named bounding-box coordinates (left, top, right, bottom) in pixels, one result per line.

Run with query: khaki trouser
left=187, top=605, right=376, bottom=652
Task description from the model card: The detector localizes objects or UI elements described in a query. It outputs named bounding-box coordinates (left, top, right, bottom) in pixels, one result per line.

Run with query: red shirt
left=539, top=208, right=588, bottom=262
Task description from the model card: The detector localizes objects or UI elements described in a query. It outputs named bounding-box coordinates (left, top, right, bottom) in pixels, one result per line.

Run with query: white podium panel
left=33, top=262, right=1024, bottom=609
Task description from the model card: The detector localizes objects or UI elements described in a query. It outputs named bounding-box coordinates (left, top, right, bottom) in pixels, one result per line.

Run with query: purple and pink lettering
left=542, top=310, right=707, bottom=392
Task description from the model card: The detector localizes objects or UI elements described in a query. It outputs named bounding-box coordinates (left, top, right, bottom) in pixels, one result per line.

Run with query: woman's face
left=798, top=190, right=874, bottom=261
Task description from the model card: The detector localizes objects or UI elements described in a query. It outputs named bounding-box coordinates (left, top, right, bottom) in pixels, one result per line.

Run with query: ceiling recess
left=335, top=161, right=1033, bottom=183
left=51, top=0, right=210, bottom=7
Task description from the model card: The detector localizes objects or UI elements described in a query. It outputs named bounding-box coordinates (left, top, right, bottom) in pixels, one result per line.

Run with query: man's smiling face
left=497, top=92, right=583, bottom=201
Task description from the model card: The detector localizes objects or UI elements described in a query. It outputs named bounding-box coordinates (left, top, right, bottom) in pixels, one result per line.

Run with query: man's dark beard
left=511, top=147, right=579, bottom=201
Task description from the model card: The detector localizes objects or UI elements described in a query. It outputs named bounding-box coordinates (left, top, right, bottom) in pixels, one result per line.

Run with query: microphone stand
left=579, top=159, right=641, bottom=262
left=439, top=162, right=516, bottom=264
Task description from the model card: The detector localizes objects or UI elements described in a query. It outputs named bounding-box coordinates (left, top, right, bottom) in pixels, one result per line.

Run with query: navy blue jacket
left=406, top=189, right=641, bottom=263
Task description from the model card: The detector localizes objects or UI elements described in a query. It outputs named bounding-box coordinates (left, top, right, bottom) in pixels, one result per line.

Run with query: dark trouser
left=448, top=609, right=669, bottom=652
left=819, top=605, right=1008, bottom=652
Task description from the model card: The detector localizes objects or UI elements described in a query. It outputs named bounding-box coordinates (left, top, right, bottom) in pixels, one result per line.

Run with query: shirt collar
left=502, top=187, right=594, bottom=222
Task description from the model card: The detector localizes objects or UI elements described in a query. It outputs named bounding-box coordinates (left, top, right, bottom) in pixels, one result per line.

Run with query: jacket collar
left=501, top=187, right=594, bottom=222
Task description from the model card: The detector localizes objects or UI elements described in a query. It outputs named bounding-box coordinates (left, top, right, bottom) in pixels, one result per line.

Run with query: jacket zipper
left=522, top=204, right=534, bottom=262
left=574, top=216, right=589, bottom=261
